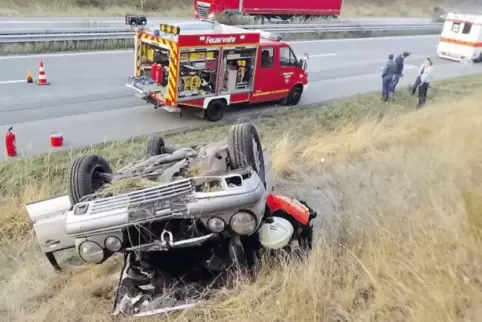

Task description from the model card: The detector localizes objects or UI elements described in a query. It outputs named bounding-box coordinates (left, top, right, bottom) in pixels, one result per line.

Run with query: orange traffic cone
left=37, top=61, right=50, bottom=85
left=26, top=71, right=33, bottom=83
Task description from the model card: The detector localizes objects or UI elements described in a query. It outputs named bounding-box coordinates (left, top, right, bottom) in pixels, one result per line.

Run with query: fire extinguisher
left=5, top=127, right=17, bottom=157
left=154, top=64, right=163, bottom=84
left=151, top=62, right=159, bottom=82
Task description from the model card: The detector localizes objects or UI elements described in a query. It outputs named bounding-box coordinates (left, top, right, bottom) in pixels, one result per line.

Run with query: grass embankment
left=1, top=74, right=482, bottom=321
left=0, top=0, right=453, bottom=17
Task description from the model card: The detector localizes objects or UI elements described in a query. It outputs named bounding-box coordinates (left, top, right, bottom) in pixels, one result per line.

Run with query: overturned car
left=26, top=123, right=316, bottom=317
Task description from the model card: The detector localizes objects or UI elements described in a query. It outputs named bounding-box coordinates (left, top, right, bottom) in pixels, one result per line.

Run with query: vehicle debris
left=25, top=122, right=317, bottom=317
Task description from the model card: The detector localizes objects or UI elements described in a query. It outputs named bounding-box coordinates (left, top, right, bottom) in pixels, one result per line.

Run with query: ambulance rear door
left=437, top=15, right=479, bottom=61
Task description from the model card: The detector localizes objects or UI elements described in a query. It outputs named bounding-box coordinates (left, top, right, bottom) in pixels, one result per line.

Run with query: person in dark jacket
left=381, top=54, right=397, bottom=102
left=389, top=52, right=410, bottom=97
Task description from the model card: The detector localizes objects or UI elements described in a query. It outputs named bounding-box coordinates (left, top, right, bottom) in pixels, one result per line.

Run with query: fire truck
left=125, top=15, right=309, bottom=122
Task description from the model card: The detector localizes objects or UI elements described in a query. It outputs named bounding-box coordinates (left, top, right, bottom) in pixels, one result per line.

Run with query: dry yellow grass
left=2, top=80, right=482, bottom=321
left=0, top=0, right=465, bottom=17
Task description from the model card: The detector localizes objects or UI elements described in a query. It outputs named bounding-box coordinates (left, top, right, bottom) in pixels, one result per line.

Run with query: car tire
left=227, top=122, right=266, bottom=185
left=146, top=134, right=166, bottom=156
left=205, top=99, right=226, bottom=122
left=285, top=85, right=303, bottom=106
left=68, top=155, right=113, bottom=205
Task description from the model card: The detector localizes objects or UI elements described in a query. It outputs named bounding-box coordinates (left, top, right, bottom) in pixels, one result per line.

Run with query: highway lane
left=0, top=16, right=434, bottom=31
left=0, top=35, right=441, bottom=125
left=0, top=34, right=480, bottom=159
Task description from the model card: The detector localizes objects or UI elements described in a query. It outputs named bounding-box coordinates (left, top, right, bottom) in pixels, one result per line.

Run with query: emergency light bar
left=255, top=30, right=283, bottom=42
left=160, top=24, right=181, bottom=36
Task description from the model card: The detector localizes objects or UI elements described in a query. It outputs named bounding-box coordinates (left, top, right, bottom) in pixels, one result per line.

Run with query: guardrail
left=0, top=23, right=443, bottom=43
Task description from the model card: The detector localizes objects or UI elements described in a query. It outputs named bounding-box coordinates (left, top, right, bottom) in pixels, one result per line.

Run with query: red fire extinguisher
left=151, top=62, right=159, bottom=82
left=5, top=127, right=17, bottom=157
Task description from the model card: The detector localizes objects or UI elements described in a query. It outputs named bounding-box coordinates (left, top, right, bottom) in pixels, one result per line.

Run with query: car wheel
left=68, top=155, right=113, bottom=205
left=205, top=99, right=226, bottom=122
left=227, top=122, right=266, bottom=185
left=286, top=85, right=303, bottom=106
left=146, top=134, right=166, bottom=156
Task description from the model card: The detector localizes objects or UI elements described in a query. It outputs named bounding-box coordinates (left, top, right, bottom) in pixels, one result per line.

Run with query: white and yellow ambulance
left=437, top=13, right=482, bottom=62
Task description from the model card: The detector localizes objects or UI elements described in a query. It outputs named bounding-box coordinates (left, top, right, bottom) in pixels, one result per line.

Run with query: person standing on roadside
left=389, top=51, right=410, bottom=97
left=381, top=54, right=397, bottom=102
left=415, top=57, right=434, bottom=108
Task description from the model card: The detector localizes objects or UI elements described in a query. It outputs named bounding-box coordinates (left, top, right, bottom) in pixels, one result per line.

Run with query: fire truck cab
left=437, top=13, right=482, bottom=62
left=125, top=15, right=309, bottom=122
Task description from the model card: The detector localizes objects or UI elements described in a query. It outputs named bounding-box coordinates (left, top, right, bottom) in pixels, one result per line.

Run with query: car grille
left=88, top=179, right=194, bottom=215
left=197, top=2, right=211, bottom=19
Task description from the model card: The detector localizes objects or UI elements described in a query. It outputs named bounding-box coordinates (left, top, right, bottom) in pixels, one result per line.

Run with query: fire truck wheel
left=68, top=155, right=113, bottom=205
left=205, top=100, right=226, bottom=122
left=286, top=85, right=303, bottom=106
left=227, top=123, right=266, bottom=185
left=146, top=134, right=166, bottom=156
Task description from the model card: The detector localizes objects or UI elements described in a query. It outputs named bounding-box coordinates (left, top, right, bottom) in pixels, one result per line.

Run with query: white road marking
left=289, top=34, right=438, bottom=44
left=310, top=53, right=338, bottom=58
left=0, top=35, right=438, bottom=60
left=0, top=79, right=26, bottom=84
left=0, top=49, right=337, bottom=60
left=0, top=50, right=132, bottom=60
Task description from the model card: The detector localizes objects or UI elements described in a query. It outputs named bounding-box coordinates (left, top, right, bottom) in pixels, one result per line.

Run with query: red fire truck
left=125, top=15, right=309, bottom=122
left=193, top=0, right=343, bottom=22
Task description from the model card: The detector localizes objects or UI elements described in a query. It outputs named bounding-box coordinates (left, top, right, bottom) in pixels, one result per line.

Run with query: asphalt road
left=0, top=16, right=434, bottom=30
left=0, top=34, right=480, bottom=160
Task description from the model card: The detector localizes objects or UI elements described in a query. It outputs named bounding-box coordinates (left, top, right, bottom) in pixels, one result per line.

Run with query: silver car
left=26, top=123, right=272, bottom=272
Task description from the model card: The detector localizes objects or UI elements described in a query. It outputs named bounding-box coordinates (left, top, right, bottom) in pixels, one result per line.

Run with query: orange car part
left=266, top=193, right=310, bottom=225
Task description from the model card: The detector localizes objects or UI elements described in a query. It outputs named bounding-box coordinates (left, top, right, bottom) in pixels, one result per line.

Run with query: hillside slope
left=1, top=76, right=482, bottom=321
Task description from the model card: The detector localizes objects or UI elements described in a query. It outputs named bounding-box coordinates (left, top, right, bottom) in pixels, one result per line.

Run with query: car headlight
left=104, top=236, right=122, bottom=252
left=78, top=241, right=105, bottom=264
left=208, top=217, right=225, bottom=233
left=230, top=212, right=257, bottom=235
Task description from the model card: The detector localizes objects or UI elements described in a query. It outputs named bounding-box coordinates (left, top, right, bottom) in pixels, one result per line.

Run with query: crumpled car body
left=25, top=123, right=278, bottom=316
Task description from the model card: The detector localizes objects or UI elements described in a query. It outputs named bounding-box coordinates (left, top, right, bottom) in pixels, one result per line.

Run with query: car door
left=278, top=44, right=301, bottom=91
left=251, top=45, right=288, bottom=103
